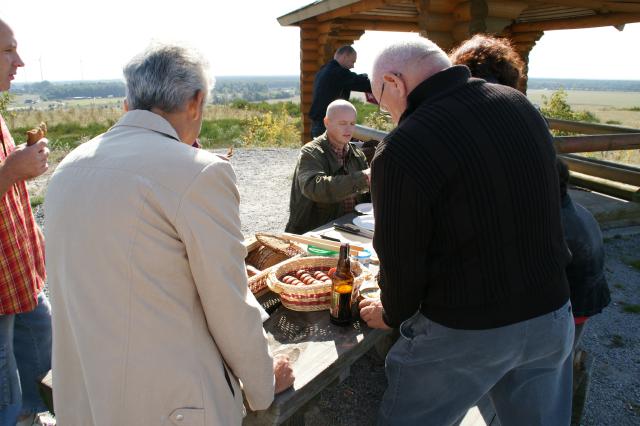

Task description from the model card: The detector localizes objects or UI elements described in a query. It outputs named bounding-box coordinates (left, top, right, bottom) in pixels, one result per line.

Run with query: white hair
left=372, top=38, right=451, bottom=83
left=123, top=43, right=213, bottom=113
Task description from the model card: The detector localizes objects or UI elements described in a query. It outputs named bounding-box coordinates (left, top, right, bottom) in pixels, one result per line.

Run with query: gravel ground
left=33, top=147, right=639, bottom=425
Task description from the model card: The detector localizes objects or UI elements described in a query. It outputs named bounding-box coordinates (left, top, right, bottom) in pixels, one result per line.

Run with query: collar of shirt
left=327, top=138, right=349, bottom=162
left=400, top=65, right=471, bottom=124
left=113, top=110, right=182, bottom=143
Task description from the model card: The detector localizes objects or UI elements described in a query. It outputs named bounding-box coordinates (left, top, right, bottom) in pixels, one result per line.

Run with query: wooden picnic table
left=244, top=214, right=500, bottom=426
left=244, top=214, right=389, bottom=425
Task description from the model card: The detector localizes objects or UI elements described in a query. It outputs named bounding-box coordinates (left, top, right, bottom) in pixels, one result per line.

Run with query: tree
left=539, top=89, right=599, bottom=123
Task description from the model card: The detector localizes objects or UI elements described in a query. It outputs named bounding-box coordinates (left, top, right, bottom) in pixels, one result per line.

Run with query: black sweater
left=309, top=60, right=371, bottom=121
left=371, top=66, right=571, bottom=329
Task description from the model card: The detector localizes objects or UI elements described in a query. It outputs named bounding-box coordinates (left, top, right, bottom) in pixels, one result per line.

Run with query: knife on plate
left=333, top=222, right=374, bottom=239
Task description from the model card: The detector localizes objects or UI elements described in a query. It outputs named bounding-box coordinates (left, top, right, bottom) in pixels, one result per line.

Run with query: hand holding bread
left=26, top=122, right=47, bottom=146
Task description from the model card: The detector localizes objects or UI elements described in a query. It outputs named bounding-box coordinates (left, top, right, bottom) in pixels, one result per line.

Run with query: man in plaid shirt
left=0, top=18, right=52, bottom=426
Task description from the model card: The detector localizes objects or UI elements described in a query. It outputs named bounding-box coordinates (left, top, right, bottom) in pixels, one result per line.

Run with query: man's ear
left=189, top=90, right=205, bottom=120
left=323, top=116, right=329, bottom=126
left=384, top=72, right=407, bottom=98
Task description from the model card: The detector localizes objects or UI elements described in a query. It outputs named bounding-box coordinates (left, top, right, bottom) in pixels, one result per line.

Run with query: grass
left=622, top=304, right=640, bottom=314
left=6, top=103, right=302, bottom=150
left=614, top=283, right=625, bottom=290
left=30, top=194, right=44, bottom=208
left=5, top=91, right=639, bottom=164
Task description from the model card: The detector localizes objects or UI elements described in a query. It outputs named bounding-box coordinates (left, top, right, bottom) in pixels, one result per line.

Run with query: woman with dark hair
left=449, top=34, right=525, bottom=91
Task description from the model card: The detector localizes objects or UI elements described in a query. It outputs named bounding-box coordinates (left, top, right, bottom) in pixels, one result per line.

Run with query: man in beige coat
left=44, top=44, right=293, bottom=425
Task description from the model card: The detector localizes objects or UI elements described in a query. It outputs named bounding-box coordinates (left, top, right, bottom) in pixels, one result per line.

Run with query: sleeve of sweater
left=335, top=67, right=372, bottom=92
left=371, top=150, right=432, bottom=328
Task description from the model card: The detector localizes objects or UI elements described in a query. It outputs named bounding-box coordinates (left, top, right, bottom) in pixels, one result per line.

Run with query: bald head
left=0, top=19, right=24, bottom=92
left=372, top=38, right=451, bottom=95
left=324, top=100, right=357, bottom=146
left=326, top=99, right=356, bottom=120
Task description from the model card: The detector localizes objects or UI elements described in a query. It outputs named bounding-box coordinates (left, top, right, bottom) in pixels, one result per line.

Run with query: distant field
left=9, top=94, right=123, bottom=110
left=527, top=89, right=640, bottom=129
left=527, top=90, right=640, bottom=109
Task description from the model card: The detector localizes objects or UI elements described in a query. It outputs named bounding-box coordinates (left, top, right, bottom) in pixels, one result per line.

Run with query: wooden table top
left=244, top=301, right=388, bottom=425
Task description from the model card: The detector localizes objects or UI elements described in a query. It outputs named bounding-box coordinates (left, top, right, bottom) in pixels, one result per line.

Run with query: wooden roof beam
left=543, top=0, right=640, bottom=14
left=510, top=12, right=640, bottom=32
left=454, top=1, right=529, bottom=21
left=340, top=18, right=420, bottom=32
left=316, top=0, right=408, bottom=22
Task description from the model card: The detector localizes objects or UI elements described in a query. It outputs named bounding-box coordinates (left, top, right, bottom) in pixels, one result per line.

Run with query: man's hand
left=273, top=354, right=295, bottom=394
left=363, top=168, right=371, bottom=185
left=359, top=298, right=391, bottom=330
left=1, top=139, right=50, bottom=183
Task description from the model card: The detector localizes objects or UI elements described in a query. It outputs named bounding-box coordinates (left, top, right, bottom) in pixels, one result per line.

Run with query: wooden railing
left=353, top=119, right=640, bottom=202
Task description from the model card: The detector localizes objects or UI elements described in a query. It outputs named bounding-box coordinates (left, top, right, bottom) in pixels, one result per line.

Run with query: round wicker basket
left=246, top=233, right=306, bottom=295
left=267, top=256, right=371, bottom=311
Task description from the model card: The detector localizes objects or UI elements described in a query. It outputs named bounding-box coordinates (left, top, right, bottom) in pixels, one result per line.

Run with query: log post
left=300, top=21, right=320, bottom=144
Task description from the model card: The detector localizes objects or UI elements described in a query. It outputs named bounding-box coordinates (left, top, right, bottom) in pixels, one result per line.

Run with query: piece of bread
left=26, top=122, right=47, bottom=146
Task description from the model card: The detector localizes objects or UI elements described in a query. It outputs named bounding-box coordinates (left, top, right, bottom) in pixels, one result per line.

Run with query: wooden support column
left=417, top=0, right=455, bottom=50
left=300, top=21, right=320, bottom=144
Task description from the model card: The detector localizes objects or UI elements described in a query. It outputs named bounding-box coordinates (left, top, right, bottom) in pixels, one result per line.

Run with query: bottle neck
left=336, top=243, right=351, bottom=274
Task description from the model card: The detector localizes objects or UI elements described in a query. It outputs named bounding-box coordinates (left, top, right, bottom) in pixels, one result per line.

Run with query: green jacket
left=285, top=134, right=369, bottom=234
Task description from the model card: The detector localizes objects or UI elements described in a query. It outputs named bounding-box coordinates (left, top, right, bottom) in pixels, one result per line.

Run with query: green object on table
left=307, top=245, right=339, bottom=257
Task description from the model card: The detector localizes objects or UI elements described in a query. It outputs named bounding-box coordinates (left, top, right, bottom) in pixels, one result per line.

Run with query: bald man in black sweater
left=359, top=39, right=574, bottom=426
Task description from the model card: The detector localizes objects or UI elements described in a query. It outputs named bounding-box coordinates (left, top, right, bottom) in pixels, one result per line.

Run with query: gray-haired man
left=359, top=39, right=574, bottom=425
left=45, top=44, right=293, bottom=425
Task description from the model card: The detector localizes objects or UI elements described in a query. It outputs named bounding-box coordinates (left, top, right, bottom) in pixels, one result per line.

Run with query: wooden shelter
left=278, top=0, right=640, bottom=142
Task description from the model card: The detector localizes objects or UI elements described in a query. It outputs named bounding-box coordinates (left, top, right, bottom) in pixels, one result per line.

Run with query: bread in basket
left=267, top=256, right=371, bottom=311
left=246, top=233, right=305, bottom=295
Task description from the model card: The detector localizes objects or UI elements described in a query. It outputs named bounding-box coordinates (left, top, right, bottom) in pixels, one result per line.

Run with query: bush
left=0, top=92, right=12, bottom=117
left=241, top=106, right=300, bottom=147
left=199, top=118, right=247, bottom=148
left=539, top=89, right=599, bottom=135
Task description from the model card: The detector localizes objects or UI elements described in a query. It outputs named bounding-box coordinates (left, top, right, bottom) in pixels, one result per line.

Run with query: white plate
left=353, top=215, right=375, bottom=232
left=355, top=203, right=373, bottom=215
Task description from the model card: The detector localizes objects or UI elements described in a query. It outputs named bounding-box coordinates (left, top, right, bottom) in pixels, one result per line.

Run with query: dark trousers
left=311, top=120, right=326, bottom=138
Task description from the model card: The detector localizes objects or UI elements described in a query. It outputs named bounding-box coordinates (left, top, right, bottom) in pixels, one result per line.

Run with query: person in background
left=449, top=33, right=525, bottom=92
left=309, top=45, right=371, bottom=137
left=45, top=43, right=293, bottom=425
left=557, top=159, right=611, bottom=351
left=0, top=18, right=52, bottom=426
left=286, top=99, right=370, bottom=234
left=359, top=38, right=574, bottom=425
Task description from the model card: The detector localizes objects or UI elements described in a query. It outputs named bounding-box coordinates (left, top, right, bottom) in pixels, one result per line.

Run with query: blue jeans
left=379, top=301, right=574, bottom=426
left=0, top=292, right=52, bottom=425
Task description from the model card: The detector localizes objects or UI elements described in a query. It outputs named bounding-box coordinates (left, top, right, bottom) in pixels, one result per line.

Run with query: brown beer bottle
left=329, top=243, right=354, bottom=326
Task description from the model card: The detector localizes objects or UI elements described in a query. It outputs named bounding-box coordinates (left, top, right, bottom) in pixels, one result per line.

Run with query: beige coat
left=45, top=111, right=274, bottom=426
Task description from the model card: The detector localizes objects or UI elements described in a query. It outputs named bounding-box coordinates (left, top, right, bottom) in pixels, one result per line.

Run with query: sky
left=1, top=0, right=639, bottom=82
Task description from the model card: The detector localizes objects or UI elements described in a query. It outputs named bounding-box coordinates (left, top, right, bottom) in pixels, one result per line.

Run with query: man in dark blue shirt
left=309, top=45, right=371, bottom=137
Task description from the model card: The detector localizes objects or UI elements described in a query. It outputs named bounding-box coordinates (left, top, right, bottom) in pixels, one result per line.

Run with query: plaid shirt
left=0, top=114, right=46, bottom=314
left=328, top=139, right=356, bottom=213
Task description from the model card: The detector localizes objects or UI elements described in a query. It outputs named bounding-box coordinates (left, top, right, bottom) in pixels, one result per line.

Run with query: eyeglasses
left=377, top=82, right=387, bottom=114
left=377, top=72, right=401, bottom=114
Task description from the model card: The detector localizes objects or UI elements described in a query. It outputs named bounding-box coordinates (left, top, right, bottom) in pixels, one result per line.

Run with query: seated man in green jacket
left=285, top=100, right=370, bottom=234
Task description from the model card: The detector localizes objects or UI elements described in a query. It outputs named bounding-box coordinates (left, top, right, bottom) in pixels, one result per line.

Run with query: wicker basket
left=267, top=256, right=371, bottom=311
left=246, top=233, right=305, bottom=295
